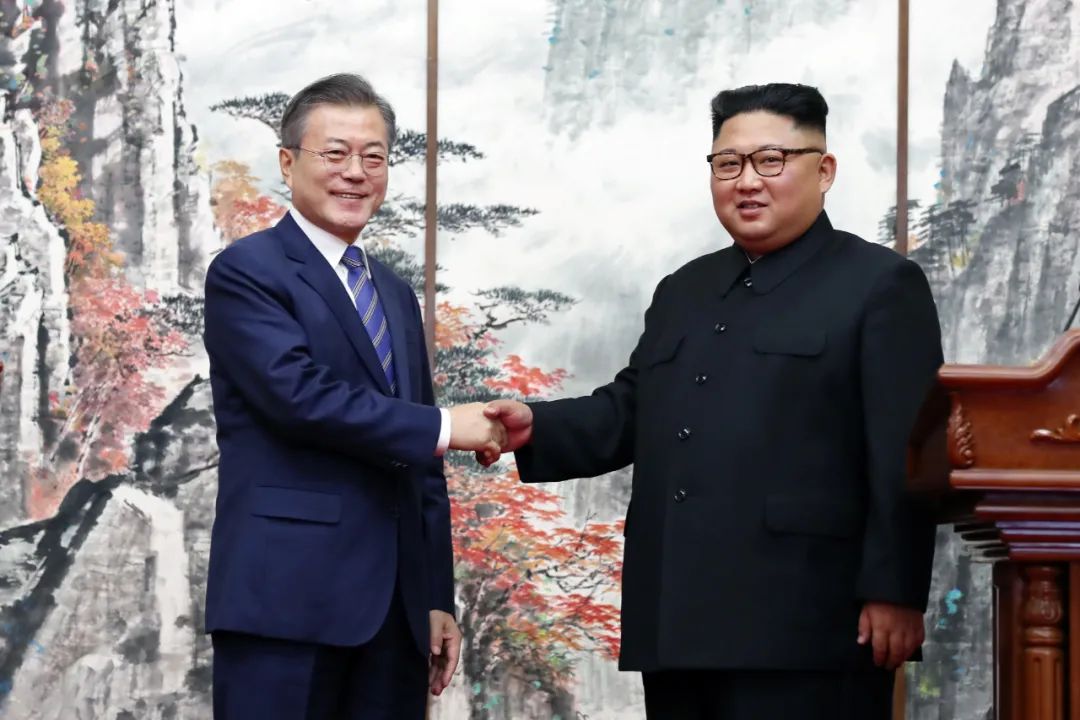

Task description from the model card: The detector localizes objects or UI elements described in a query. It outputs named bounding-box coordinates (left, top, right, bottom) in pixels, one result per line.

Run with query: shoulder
left=832, top=229, right=929, bottom=288
left=205, top=226, right=287, bottom=288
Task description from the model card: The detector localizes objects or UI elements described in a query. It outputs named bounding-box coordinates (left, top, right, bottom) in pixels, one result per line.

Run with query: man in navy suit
left=203, top=73, right=506, bottom=720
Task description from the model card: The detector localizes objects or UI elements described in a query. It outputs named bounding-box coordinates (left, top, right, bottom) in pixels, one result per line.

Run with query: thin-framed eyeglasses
left=286, top=146, right=389, bottom=176
left=705, top=147, right=824, bottom=180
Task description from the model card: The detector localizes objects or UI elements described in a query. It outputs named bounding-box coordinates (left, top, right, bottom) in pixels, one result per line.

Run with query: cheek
left=711, top=182, right=731, bottom=210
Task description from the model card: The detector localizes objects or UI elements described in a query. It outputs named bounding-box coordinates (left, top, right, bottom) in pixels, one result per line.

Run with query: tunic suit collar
left=716, top=210, right=834, bottom=297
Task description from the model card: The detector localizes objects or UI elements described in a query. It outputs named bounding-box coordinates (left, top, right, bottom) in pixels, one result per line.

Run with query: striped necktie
left=341, top=245, right=396, bottom=395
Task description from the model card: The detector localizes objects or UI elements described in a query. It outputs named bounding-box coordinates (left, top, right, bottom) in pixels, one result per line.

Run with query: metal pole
left=423, top=0, right=439, bottom=366
left=895, top=0, right=910, bottom=256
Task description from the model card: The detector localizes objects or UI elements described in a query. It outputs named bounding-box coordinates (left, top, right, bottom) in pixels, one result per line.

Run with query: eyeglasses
left=705, top=147, right=824, bottom=180
left=286, top=146, right=388, bottom=176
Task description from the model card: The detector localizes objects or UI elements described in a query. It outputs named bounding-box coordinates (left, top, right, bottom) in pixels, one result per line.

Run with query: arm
left=507, top=276, right=671, bottom=483
left=203, top=247, right=440, bottom=467
left=409, top=297, right=462, bottom=694
left=855, top=258, right=943, bottom=609
left=411, top=298, right=455, bottom=615
left=855, top=259, right=943, bottom=669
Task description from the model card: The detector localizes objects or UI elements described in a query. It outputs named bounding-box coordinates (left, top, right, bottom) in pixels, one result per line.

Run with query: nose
left=339, top=154, right=369, bottom=180
left=734, top=159, right=764, bottom=191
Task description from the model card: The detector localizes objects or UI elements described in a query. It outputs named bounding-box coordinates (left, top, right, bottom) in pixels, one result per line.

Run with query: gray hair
left=280, top=73, right=397, bottom=152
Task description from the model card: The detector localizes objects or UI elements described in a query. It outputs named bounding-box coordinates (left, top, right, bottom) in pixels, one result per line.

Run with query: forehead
left=713, top=111, right=812, bottom=150
left=302, top=104, right=388, bottom=145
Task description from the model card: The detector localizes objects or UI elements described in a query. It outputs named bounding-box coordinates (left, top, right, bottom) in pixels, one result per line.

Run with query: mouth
left=736, top=200, right=767, bottom=210
left=331, top=191, right=368, bottom=201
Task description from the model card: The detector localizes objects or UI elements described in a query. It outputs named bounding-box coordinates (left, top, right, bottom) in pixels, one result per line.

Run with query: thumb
left=857, top=607, right=871, bottom=644
left=483, top=402, right=504, bottom=419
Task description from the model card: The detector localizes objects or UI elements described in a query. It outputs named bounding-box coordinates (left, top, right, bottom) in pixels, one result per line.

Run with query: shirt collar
left=716, top=210, right=833, bottom=296
left=288, top=206, right=368, bottom=269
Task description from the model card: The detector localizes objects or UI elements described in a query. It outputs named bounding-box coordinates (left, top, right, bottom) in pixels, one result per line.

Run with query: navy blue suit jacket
left=202, top=212, right=453, bottom=653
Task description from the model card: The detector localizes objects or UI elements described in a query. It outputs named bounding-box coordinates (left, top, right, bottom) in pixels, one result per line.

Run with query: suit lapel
left=368, top=256, right=414, bottom=402
left=276, top=214, right=393, bottom=395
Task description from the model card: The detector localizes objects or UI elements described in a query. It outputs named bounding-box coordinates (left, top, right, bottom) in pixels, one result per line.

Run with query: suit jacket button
left=674, top=489, right=688, bottom=503
left=714, top=323, right=727, bottom=334
left=743, top=276, right=753, bottom=288
left=677, top=428, right=691, bottom=441
left=695, top=374, right=708, bottom=385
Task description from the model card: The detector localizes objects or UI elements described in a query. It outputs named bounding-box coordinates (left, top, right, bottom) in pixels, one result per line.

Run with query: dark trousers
left=642, top=668, right=895, bottom=720
left=211, top=591, right=427, bottom=720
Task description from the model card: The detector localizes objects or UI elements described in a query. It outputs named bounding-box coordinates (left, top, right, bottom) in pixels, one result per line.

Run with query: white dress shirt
left=289, top=207, right=451, bottom=456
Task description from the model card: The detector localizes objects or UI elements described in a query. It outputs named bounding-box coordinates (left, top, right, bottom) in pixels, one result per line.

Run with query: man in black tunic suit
left=483, top=83, right=943, bottom=719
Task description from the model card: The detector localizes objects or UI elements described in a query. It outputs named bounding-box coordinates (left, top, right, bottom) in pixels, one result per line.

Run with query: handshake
left=447, top=400, right=533, bottom=465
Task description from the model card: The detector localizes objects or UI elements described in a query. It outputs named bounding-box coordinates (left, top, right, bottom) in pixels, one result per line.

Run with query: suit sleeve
left=855, top=259, right=944, bottom=610
left=412, top=297, right=456, bottom=614
left=203, top=246, right=441, bottom=468
left=514, top=276, right=670, bottom=483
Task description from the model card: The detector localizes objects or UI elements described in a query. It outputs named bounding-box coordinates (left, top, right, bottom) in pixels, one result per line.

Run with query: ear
left=817, top=152, right=837, bottom=194
left=279, top=147, right=296, bottom=191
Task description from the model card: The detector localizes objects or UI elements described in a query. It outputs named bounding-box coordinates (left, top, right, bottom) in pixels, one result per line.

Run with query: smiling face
left=279, top=103, right=389, bottom=243
left=710, top=110, right=836, bottom=256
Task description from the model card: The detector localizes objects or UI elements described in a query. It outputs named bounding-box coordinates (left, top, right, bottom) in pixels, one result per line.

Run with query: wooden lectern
left=908, top=329, right=1080, bottom=720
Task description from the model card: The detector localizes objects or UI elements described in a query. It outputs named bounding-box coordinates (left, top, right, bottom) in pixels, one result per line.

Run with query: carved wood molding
left=1031, top=414, right=1080, bottom=444
left=1023, top=566, right=1064, bottom=641
left=1020, top=564, right=1065, bottom=720
left=948, top=400, right=976, bottom=468
left=939, top=329, right=1080, bottom=390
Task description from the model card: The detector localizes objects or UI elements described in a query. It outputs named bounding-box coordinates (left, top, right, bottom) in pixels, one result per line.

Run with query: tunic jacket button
left=674, top=489, right=688, bottom=503
left=677, top=428, right=691, bottom=441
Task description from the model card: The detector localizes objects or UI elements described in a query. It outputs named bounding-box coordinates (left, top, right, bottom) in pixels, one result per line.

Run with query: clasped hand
left=447, top=400, right=533, bottom=464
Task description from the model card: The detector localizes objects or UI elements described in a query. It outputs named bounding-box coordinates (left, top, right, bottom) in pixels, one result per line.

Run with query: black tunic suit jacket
left=515, top=212, right=943, bottom=672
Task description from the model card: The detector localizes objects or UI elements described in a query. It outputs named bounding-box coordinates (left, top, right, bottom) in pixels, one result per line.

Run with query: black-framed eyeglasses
left=705, top=147, right=824, bottom=180
left=286, top=146, right=388, bottom=175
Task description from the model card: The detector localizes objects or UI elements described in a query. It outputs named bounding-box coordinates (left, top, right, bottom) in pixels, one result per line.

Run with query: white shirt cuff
left=435, top=408, right=451, bottom=456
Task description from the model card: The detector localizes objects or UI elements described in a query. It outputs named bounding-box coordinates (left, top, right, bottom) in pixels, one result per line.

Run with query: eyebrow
left=324, top=137, right=387, bottom=151
left=714, top=143, right=785, bottom=154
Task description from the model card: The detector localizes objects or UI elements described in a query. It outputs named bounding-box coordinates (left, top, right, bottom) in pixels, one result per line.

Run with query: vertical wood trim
left=423, top=0, right=439, bottom=367
left=892, top=664, right=907, bottom=719
left=895, top=0, right=910, bottom=256
left=1070, top=563, right=1080, bottom=720
left=996, top=561, right=1025, bottom=720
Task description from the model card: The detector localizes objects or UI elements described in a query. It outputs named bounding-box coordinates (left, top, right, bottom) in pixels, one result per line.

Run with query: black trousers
left=211, top=590, right=427, bottom=720
left=642, top=668, right=895, bottom=720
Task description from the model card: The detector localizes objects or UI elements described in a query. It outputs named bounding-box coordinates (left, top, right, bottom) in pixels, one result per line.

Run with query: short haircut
left=710, top=83, right=828, bottom=140
left=280, top=73, right=397, bottom=151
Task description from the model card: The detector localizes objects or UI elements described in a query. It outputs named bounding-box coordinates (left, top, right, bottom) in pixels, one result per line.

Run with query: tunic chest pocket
left=641, top=333, right=685, bottom=368
left=752, top=326, right=826, bottom=357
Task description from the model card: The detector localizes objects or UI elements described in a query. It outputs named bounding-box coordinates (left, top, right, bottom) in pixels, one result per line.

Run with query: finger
left=887, top=628, right=906, bottom=670
left=872, top=623, right=889, bottom=667
left=428, top=656, right=441, bottom=693
left=442, top=632, right=462, bottom=687
left=430, top=618, right=443, bottom=656
left=483, top=441, right=501, bottom=461
left=857, top=607, right=870, bottom=644
left=484, top=400, right=512, bottom=418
